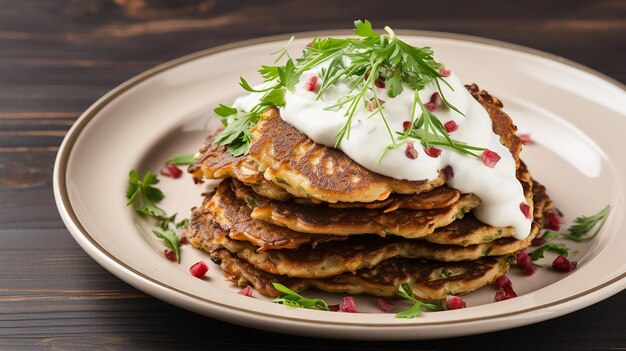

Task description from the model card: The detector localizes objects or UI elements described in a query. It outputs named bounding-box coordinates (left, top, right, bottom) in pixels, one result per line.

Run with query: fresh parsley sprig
left=395, top=282, right=442, bottom=318
left=213, top=20, right=483, bottom=160
left=126, top=170, right=188, bottom=263
left=530, top=205, right=610, bottom=262
left=127, top=170, right=166, bottom=217
left=272, top=283, right=329, bottom=311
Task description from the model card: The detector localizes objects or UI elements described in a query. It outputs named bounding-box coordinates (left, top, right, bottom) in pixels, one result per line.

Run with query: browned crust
left=205, top=246, right=511, bottom=300
left=188, top=129, right=264, bottom=185
left=188, top=177, right=549, bottom=279
left=248, top=107, right=449, bottom=203
left=201, top=180, right=347, bottom=251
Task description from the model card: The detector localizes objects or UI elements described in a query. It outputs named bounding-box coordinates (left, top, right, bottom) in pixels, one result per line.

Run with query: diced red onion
left=189, top=261, right=208, bottom=278
left=238, top=286, right=254, bottom=297
left=444, top=120, right=458, bottom=133
left=339, top=296, right=358, bottom=313
left=160, top=163, right=183, bottom=179
left=552, top=256, right=577, bottom=272
left=377, top=298, right=394, bottom=313
left=480, top=149, right=501, bottom=168
left=445, top=296, right=466, bottom=310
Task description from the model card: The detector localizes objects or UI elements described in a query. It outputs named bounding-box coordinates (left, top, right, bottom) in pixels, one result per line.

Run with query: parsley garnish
left=153, top=228, right=181, bottom=263
left=126, top=170, right=187, bottom=263
left=126, top=170, right=165, bottom=217
left=530, top=206, right=610, bottom=262
left=395, top=282, right=442, bottom=318
left=272, top=283, right=329, bottom=311
left=166, top=154, right=196, bottom=166
left=213, top=20, right=483, bottom=159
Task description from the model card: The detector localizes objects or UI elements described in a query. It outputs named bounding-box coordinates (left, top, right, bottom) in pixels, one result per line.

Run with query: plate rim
left=53, top=29, right=626, bottom=330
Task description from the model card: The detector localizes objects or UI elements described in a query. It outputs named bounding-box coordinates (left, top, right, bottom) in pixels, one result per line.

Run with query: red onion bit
left=304, top=76, right=318, bottom=92
left=520, top=202, right=532, bottom=219
left=439, top=68, right=451, bottom=77
left=424, top=102, right=436, bottom=112
left=544, top=210, right=564, bottom=231
left=494, top=275, right=512, bottom=290
left=238, top=286, right=254, bottom=298
left=431, top=92, right=443, bottom=109
left=179, top=229, right=189, bottom=245
left=377, top=298, right=394, bottom=313
left=160, top=163, right=183, bottom=179
left=494, top=275, right=518, bottom=302
left=328, top=304, right=340, bottom=312
left=402, top=120, right=411, bottom=131
left=494, top=286, right=517, bottom=302
left=445, top=296, right=466, bottom=310
left=189, top=261, right=208, bottom=278
left=405, top=141, right=418, bottom=159
left=424, top=146, right=442, bottom=158
left=480, top=149, right=501, bottom=168
left=553, top=256, right=578, bottom=272
left=515, top=250, right=537, bottom=275
left=374, top=77, right=386, bottom=88
left=163, top=249, right=177, bottom=262
left=444, top=120, right=458, bottom=133
left=339, top=296, right=358, bottom=313
left=443, top=165, right=454, bottom=179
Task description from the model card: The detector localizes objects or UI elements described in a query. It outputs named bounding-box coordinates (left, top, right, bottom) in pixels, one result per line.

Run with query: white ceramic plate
left=53, top=31, right=626, bottom=340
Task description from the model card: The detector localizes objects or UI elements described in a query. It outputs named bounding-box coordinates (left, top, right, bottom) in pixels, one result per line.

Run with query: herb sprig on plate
left=395, top=283, right=442, bottom=318
left=530, top=205, right=610, bottom=263
left=272, top=283, right=329, bottom=310
left=214, top=20, right=483, bottom=159
left=126, top=170, right=187, bottom=262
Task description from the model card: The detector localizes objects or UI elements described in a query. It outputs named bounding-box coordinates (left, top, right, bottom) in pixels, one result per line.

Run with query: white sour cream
left=233, top=67, right=532, bottom=239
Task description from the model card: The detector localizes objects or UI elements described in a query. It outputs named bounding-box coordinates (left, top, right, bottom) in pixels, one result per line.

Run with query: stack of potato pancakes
left=187, top=84, right=552, bottom=301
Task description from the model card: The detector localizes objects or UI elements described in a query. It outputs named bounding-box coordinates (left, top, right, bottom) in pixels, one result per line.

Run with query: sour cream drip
left=233, top=68, right=532, bottom=239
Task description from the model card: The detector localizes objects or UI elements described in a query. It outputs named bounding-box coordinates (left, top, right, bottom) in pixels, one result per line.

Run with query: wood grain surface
left=1, top=0, right=624, bottom=350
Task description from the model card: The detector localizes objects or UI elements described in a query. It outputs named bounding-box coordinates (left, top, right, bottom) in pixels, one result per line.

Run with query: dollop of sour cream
left=233, top=66, right=532, bottom=239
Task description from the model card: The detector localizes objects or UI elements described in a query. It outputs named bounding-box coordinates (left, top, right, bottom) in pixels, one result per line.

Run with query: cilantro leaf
left=277, top=59, right=300, bottom=92
left=272, top=283, right=329, bottom=311
left=353, top=20, right=379, bottom=38
left=153, top=228, right=181, bottom=263
left=126, top=170, right=165, bottom=218
left=214, top=104, right=238, bottom=120
left=166, top=154, right=196, bottom=166
left=395, top=282, right=442, bottom=318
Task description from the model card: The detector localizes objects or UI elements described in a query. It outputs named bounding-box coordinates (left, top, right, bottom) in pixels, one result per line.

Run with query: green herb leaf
left=353, top=19, right=379, bottom=38
left=153, top=228, right=181, bottom=263
left=126, top=170, right=166, bottom=217
left=166, top=154, right=196, bottom=166
left=214, top=104, right=238, bottom=119
left=568, top=205, right=610, bottom=237
left=530, top=206, right=610, bottom=262
left=395, top=282, right=442, bottom=318
left=530, top=242, right=570, bottom=261
left=176, top=218, right=189, bottom=229
left=213, top=20, right=479, bottom=158
left=272, top=283, right=329, bottom=311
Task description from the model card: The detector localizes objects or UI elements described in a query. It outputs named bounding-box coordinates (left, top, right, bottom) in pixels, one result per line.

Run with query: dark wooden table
left=1, top=1, right=624, bottom=350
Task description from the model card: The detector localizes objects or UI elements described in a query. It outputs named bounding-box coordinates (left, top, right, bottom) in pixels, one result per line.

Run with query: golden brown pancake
left=244, top=162, right=533, bottom=240
left=188, top=131, right=264, bottom=185
left=200, top=180, right=346, bottom=251
left=248, top=107, right=450, bottom=203
left=212, top=178, right=480, bottom=239
left=188, top=179, right=549, bottom=279
left=233, top=178, right=462, bottom=212
left=207, top=247, right=511, bottom=300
